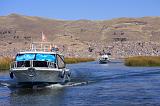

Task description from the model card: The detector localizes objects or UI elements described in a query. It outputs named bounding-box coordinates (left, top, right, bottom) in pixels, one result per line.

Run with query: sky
left=0, top=0, right=160, bottom=20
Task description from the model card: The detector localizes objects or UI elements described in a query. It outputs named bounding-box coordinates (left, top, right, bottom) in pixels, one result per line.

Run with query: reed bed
left=0, top=57, right=13, bottom=70
left=64, top=57, right=95, bottom=64
left=125, top=56, right=160, bottom=66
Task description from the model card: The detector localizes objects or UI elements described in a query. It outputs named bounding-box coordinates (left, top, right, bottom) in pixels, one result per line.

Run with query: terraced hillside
left=0, top=14, right=160, bottom=58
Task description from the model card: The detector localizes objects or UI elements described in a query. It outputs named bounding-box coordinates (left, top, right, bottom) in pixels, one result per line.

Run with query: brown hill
left=0, top=14, right=160, bottom=57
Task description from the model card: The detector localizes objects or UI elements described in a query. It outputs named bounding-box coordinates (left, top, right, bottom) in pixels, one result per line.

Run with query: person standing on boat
left=51, top=45, right=59, bottom=52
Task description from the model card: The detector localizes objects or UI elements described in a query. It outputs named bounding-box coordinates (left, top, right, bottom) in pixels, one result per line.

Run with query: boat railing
left=29, top=42, right=59, bottom=52
left=10, top=61, right=17, bottom=69
left=10, top=60, right=56, bottom=69
left=19, top=42, right=64, bottom=55
left=47, top=61, right=56, bottom=68
left=20, top=48, right=59, bottom=53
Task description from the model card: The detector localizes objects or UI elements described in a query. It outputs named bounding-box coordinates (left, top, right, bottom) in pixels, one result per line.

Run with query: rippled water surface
left=1, top=60, right=160, bottom=106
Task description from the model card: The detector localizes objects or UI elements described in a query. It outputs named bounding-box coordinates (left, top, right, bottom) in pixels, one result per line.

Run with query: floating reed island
left=125, top=56, right=160, bottom=67
left=0, top=57, right=95, bottom=70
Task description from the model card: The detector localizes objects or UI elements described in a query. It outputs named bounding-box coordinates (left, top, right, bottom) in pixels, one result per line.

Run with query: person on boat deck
left=51, top=45, right=59, bottom=52
left=102, top=49, right=106, bottom=55
left=88, top=45, right=94, bottom=52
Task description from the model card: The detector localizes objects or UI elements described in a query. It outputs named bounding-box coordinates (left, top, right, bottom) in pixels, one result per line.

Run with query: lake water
left=1, top=60, right=160, bottom=106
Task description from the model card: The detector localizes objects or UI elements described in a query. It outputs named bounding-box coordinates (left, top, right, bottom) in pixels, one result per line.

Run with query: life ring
left=9, top=72, right=14, bottom=79
left=27, top=67, right=36, bottom=77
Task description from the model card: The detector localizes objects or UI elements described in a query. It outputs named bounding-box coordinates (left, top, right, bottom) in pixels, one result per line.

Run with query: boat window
left=16, top=53, right=56, bottom=62
left=57, top=55, right=65, bottom=69
left=33, top=61, right=48, bottom=67
left=17, top=61, right=30, bottom=67
left=36, top=54, right=56, bottom=62
left=16, top=54, right=35, bottom=61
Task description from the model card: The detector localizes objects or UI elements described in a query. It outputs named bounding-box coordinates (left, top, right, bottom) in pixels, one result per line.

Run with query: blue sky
left=0, top=0, right=160, bottom=20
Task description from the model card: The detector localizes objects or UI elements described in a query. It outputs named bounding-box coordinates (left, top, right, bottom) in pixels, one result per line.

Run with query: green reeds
left=0, top=57, right=13, bottom=70
left=125, top=56, right=160, bottom=66
left=65, top=57, right=95, bottom=64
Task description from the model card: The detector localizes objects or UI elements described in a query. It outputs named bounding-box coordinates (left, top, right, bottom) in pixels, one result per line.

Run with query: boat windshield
left=16, top=53, right=56, bottom=62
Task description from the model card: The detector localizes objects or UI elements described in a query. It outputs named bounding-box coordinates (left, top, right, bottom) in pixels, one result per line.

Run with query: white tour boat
left=9, top=42, right=71, bottom=85
left=99, top=54, right=110, bottom=64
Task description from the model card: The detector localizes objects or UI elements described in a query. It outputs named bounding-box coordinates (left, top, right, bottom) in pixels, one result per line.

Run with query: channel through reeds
left=125, top=56, right=160, bottom=66
left=0, top=57, right=95, bottom=70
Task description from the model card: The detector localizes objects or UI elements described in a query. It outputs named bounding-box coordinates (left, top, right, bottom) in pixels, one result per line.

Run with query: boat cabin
left=11, top=42, right=66, bottom=69
left=11, top=52, right=65, bottom=69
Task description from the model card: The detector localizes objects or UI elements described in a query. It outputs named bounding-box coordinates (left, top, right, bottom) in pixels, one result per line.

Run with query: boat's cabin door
left=56, top=54, right=65, bottom=69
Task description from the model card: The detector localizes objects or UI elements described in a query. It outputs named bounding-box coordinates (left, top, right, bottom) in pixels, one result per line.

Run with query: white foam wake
left=45, top=81, right=91, bottom=89
left=0, top=82, right=11, bottom=87
left=45, top=84, right=64, bottom=89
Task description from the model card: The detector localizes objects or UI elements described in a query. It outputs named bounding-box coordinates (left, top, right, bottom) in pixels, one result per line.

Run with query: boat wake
left=44, top=81, right=91, bottom=89
left=0, top=80, right=16, bottom=87
left=0, top=80, right=91, bottom=90
left=1, top=82, right=11, bottom=87
left=86, top=68, right=160, bottom=83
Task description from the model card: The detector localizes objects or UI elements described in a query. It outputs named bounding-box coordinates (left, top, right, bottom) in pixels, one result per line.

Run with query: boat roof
left=18, top=51, right=58, bottom=55
left=101, top=54, right=109, bottom=58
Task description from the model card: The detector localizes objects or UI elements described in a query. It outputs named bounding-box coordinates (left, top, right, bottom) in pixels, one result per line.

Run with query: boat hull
left=10, top=68, right=70, bottom=84
left=99, top=59, right=109, bottom=64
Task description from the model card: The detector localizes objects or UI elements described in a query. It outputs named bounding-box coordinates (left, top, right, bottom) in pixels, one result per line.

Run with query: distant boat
left=99, top=54, right=110, bottom=64
left=9, top=42, right=71, bottom=85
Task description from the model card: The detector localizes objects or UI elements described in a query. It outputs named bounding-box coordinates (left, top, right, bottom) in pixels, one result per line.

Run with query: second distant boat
left=99, top=54, right=110, bottom=64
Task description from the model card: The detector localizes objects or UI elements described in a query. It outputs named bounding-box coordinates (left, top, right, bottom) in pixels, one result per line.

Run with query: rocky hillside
left=0, top=14, right=160, bottom=58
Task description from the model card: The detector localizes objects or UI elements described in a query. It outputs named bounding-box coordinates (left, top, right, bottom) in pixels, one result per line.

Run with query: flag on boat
left=41, top=32, right=47, bottom=42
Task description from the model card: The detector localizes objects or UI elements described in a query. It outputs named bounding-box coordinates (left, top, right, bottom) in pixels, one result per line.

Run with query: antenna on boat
left=30, top=40, right=34, bottom=51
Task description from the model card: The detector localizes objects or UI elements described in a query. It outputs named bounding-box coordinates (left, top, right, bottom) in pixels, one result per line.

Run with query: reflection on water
left=9, top=87, right=65, bottom=106
left=1, top=60, right=160, bottom=106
